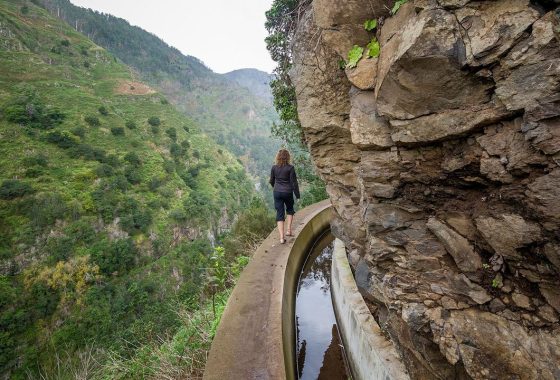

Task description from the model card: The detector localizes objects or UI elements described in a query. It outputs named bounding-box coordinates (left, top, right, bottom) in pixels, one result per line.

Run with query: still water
left=295, top=231, right=350, bottom=380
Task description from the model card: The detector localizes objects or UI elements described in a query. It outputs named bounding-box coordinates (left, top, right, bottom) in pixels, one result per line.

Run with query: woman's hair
left=275, top=149, right=291, bottom=166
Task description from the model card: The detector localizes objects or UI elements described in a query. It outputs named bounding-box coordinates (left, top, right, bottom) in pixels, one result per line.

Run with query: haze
left=69, top=0, right=276, bottom=74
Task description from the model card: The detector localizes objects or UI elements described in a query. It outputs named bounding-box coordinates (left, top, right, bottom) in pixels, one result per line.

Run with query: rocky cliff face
left=290, top=0, right=560, bottom=378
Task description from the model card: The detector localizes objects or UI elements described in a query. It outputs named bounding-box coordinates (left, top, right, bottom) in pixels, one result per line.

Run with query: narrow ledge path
left=203, top=200, right=332, bottom=380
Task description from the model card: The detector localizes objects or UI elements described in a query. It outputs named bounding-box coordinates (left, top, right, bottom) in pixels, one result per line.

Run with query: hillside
left=0, top=1, right=259, bottom=377
left=37, top=0, right=281, bottom=189
left=224, top=68, right=274, bottom=102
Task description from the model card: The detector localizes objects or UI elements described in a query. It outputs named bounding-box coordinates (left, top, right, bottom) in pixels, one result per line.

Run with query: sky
left=69, top=0, right=276, bottom=74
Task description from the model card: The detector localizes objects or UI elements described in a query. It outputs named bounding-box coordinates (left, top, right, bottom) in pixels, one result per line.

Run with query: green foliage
left=3, top=92, right=65, bottom=129
left=110, top=126, right=125, bottom=136
left=366, top=38, right=381, bottom=58
left=347, top=45, right=364, bottom=69
left=0, top=1, right=259, bottom=377
left=46, top=130, right=77, bottom=149
left=21, top=5, right=29, bottom=14
left=91, top=238, right=137, bottom=275
left=98, top=106, right=109, bottom=116
left=364, top=19, right=378, bottom=31
left=223, top=198, right=275, bottom=258
left=392, top=0, right=408, bottom=14
left=338, top=59, right=346, bottom=70
left=148, top=116, right=161, bottom=127
left=71, top=126, right=86, bottom=138
left=265, top=0, right=328, bottom=207
left=23, top=154, right=48, bottom=167
left=165, top=127, right=177, bottom=141
left=125, top=120, right=137, bottom=129
left=0, top=180, right=34, bottom=200
left=84, top=115, right=100, bottom=127
left=124, top=152, right=141, bottom=167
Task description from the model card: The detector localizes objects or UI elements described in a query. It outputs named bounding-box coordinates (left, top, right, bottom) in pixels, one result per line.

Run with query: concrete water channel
left=203, top=201, right=408, bottom=380
left=295, top=230, right=350, bottom=379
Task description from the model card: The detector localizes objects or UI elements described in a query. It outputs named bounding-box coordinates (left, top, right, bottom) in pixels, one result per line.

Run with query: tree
left=0, top=180, right=34, bottom=200
left=110, top=126, right=125, bottom=136
left=148, top=116, right=161, bottom=127
left=98, top=106, right=109, bottom=116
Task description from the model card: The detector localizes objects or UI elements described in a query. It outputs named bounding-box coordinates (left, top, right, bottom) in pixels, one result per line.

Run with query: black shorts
left=273, top=191, right=295, bottom=222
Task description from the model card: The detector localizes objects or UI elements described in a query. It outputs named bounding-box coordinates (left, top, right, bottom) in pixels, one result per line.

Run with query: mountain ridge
left=38, top=0, right=281, bottom=189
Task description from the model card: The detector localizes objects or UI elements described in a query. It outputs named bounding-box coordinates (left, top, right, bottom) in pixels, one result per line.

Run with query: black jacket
left=270, top=164, right=300, bottom=199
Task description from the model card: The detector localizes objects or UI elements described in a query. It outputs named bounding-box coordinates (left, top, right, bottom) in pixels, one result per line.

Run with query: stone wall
left=290, top=0, right=560, bottom=378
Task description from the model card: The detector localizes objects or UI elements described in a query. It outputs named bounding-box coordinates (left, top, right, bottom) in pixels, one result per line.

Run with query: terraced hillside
left=0, top=1, right=257, bottom=377
left=38, top=0, right=282, bottom=189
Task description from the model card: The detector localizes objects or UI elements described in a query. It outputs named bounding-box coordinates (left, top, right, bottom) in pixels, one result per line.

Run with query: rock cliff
left=290, top=0, right=560, bottom=378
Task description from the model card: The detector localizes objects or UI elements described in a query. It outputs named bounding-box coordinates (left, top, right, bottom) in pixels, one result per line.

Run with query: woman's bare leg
left=286, top=214, right=293, bottom=235
left=277, top=221, right=285, bottom=242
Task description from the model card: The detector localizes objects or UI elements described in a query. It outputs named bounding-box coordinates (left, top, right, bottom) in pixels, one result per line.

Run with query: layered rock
left=291, top=0, right=560, bottom=378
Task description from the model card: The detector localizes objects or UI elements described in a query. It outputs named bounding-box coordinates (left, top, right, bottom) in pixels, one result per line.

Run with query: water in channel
left=295, top=231, right=351, bottom=380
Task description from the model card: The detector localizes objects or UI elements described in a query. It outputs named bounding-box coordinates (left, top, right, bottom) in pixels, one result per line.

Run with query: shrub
left=125, top=120, right=137, bottom=129
left=71, top=126, right=86, bottom=138
left=4, top=100, right=65, bottom=130
left=23, top=154, right=48, bottom=167
left=111, top=127, right=125, bottom=136
left=95, top=164, right=114, bottom=177
left=102, top=153, right=119, bottom=167
left=120, top=210, right=153, bottom=234
left=193, top=151, right=200, bottom=159
left=60, top=39, right=70, bottom=47
left=25, top=167, right=45, bottom=178
left=165, top=127, right=177, bottom=141
left=181, top=140, right=190, bottom=150
left=83, top=61, right=90, bottom=68
left=148, top=177, right=164, bottom=191
left=98, top=106, right=109, bottom=116
left=91, top=238, right=137, bottom=275
left=125, top=167, right=141, bottom=185
left=67, top=144, right=95, bottom=160
left=20, top=5, right=29, bottom=14
left=163, top=160, right=175, bottom=174
left=29, top=192, right=67, bottom=229
left=84, top=115, right=100, bottom=127
left=124, top=152, right=141, bottom=167
left=151, top=125, right=160, bottom=134
left=92, top=148, right=108, bottom=163
left=170, top=143, right=183, bottom=158
left=170, top=208, right=188, bottom=224
left=0, top=180, right=34, bottom=200
left=80, top=47, right=89, bottom=56
left=109, top=175, right=129, bottom=192
left=148, top=116, right=161, bottom=127
left=46, top=131, right=77, bottom=149
left=223, top=198, right=275, bottom=258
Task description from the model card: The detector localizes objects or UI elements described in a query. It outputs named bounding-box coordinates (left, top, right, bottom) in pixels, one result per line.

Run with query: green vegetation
left=363, top=18, right=377, bottom=31
left=0, top=1, right=274, bottom=378
left=347, top=45, right=364, bottom=68
left=366, top=38, right=380, bottom=58
left=265, top=0, right=328, bottom=206
left=392, top=0, right=409, bottom=14
left=38, top=0, right=282, bottom=197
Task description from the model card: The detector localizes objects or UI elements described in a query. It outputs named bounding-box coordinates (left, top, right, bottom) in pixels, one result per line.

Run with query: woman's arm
left=290, top=167, right=300, bottom=199
left=269, top=166, right=275, bottom=187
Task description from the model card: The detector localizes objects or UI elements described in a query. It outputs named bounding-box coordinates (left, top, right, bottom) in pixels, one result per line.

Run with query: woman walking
left=270, top=149, right=300, bottom=244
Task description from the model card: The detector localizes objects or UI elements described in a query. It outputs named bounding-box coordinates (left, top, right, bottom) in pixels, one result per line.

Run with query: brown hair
left=275, top=149, right=291, bottom=166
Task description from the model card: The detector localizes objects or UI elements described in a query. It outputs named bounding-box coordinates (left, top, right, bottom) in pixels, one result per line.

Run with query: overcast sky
left=69, top=0, right=276, bottom=74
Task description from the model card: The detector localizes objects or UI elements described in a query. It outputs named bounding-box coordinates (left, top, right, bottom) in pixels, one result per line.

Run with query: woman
left=270, top=149, right=300, bottom=244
